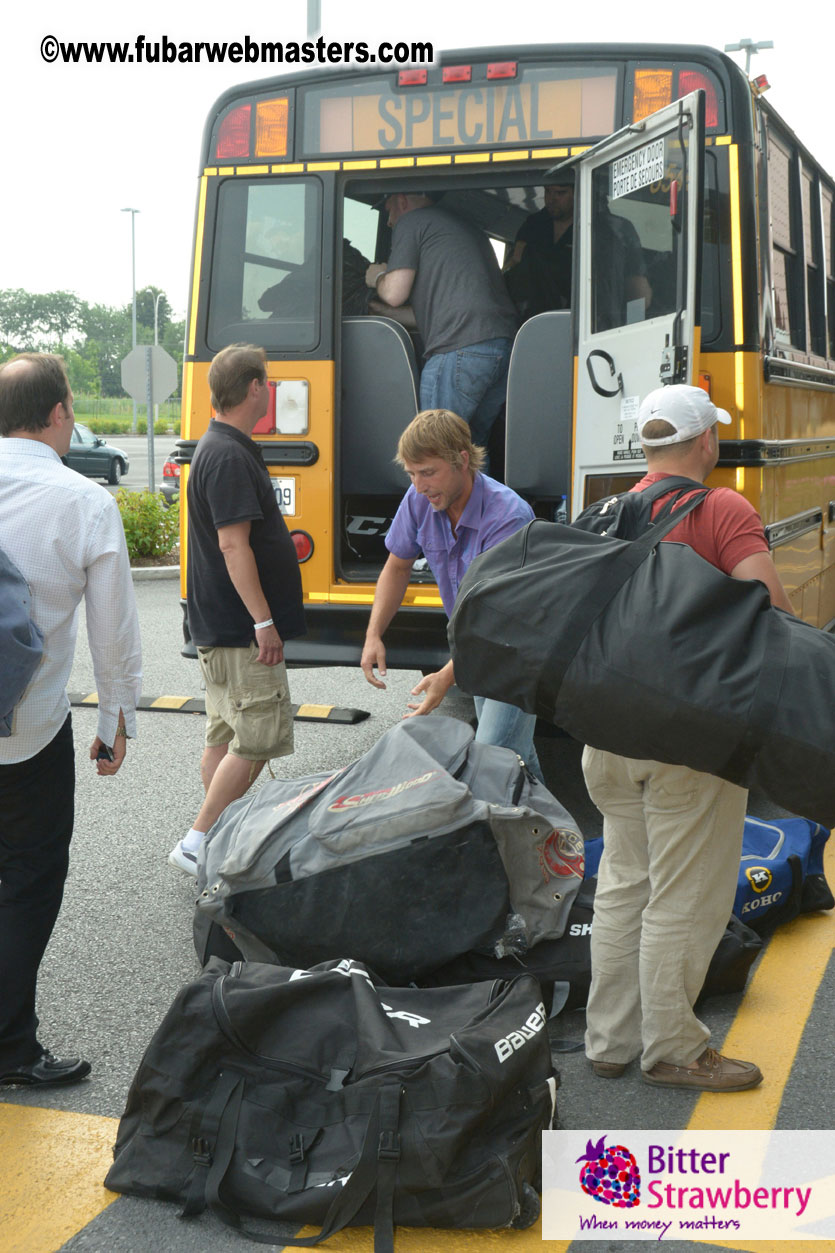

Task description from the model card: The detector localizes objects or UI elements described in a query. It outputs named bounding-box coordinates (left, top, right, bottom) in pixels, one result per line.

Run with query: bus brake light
left=633, top=69, right=673, bottom=122
left=291, top=530, right=314, bottom=563
left=216, top=104, right=251, bottom=159
left=487, top=61, right=517, bottom=80
left=255, top=98, right=289, bottom=158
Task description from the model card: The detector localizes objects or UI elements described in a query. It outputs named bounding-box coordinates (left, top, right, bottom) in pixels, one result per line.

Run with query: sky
left=2, top=0, right=829, bottom=321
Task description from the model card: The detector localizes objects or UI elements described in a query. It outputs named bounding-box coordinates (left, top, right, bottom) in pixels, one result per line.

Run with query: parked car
left=161, top=451, right=180, bottom=507
left=64, top=423, right=129, bottom=484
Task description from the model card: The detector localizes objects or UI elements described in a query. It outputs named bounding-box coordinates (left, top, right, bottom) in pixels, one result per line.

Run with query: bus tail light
left=216, top=104, right=252, bottom=159
left=291, top=530, right=314, bottom=563
left=633, top=69, right=673, bottom=122
left=487, top=61, right=517, bottom=80
left=255, top=98, right=289, bottom=157
left=678, top=70, right=718, bottom=127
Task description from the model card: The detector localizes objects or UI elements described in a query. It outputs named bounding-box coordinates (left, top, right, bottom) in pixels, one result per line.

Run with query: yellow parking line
left=686, top=838, right=835, bottom=1253
left=0, top=1104, right=118, bottom=1253
left=689, top=836, right=835, bottom=1134
left=283, top=1219, right=570, bottom=1251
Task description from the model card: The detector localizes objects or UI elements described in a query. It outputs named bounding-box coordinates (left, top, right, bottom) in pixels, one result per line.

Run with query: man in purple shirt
left=360, top=408, right=541, bottom=778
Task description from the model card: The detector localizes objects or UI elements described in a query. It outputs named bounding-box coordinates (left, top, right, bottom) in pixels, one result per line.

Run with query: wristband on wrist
left=254, top=617, right=274, bottom=630
left=114, top=726, right=128, bottom=738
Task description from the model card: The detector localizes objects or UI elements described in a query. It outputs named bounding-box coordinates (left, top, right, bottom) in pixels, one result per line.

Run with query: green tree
left=0, top=289, right=82, bottom=349
left=134, top=286, right=172, bottom=338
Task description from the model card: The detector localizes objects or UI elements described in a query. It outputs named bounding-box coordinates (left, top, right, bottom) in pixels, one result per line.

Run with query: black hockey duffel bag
left=194, top=716, right=584, bottom=981
left=448, top=513, right=835, bottom=826
left=104, top=958, right=557, bottom=1249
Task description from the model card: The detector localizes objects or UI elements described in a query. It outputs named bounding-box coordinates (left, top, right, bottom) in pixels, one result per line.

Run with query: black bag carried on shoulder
left=105, top=959, right=557, bottom=1250
left=571, top=474, right=708, bottom=540
left=448, top=498, right=835, bottom=826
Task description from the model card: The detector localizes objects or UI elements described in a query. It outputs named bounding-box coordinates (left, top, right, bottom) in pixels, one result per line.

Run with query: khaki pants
left=582, top=746, right=747, bottom=1071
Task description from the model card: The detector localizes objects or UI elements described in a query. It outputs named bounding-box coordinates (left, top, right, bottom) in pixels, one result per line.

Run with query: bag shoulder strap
left=539, top=485, right=711, bottom=714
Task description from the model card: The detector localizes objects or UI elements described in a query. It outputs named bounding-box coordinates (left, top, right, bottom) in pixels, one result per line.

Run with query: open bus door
left=571, top=90, right=706, bottom=511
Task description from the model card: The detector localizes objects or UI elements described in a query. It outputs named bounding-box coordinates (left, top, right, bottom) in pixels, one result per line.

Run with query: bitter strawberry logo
left=577, top=1136, right=641, bottom=1208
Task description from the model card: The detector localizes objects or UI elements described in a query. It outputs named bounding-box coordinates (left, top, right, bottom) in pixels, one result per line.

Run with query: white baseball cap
left=638, top=385, right=731, bottom=446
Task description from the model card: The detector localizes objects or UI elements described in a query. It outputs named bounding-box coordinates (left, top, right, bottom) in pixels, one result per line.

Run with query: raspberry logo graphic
left=577, top=1135, right=641, bottom=1208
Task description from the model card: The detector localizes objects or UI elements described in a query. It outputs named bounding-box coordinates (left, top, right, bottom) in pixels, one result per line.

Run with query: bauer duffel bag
left=448, top=513, right=835, bottom=826
left=194, top=716, right=585, bottom=982
left=104, top=958, right=557, bottom=1250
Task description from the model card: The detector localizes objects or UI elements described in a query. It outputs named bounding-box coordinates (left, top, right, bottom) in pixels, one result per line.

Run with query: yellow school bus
left=177, top=43, right=835, bottom=664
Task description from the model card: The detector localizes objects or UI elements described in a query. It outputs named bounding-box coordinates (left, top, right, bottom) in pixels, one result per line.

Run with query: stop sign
left=120, top=345, right=178, bottom=405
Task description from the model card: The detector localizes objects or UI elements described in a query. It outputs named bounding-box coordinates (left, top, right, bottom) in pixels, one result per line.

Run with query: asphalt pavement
left=2, top=577, right=834, bottom=1253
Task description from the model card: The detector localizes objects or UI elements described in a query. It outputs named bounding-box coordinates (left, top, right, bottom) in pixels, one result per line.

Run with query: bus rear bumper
left=180, top=600, right=451, bottom=672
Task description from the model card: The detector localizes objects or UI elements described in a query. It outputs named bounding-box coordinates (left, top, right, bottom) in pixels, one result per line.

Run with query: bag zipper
left=213, top=973, right=328, bottom=1081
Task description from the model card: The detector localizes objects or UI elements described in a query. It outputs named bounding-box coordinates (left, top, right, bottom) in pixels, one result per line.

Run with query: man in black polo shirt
left=168, top=344, right=304, bottom=875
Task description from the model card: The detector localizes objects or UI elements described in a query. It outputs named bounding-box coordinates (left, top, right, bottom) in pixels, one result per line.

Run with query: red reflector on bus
left=291, top=530, right=314, bottom=563
left=442, top=65, right=472, bottom=83
left=487, top=61, right=517, bottom=80
left=216, top=104, right=252, bottom=159
left=678, top=70, right=719, bottom=128
left=398, top=69, right=428, bottom=86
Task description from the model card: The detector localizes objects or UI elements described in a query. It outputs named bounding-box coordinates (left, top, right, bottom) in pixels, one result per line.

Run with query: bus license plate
left=273, top=477, right=296, bottom=516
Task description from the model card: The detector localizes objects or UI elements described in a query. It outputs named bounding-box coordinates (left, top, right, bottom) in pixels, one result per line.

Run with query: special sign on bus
left=611, top=139, right=666, bottom=199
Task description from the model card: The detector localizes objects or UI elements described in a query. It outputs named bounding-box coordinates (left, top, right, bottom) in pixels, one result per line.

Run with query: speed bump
left=68, top=693, right=369, bottom=724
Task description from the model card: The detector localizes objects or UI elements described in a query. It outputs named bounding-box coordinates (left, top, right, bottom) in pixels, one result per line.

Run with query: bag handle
left=187, top=1075, right=402, bottom=1252
left=538, top=487, right=709, bottom=713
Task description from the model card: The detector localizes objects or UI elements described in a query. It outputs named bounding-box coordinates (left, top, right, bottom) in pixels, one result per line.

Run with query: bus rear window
left=207, top=178, right=322, bottom=351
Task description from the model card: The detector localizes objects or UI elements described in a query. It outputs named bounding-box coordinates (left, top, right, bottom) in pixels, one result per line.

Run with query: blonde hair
left=395, top=409, right=486, bottom=473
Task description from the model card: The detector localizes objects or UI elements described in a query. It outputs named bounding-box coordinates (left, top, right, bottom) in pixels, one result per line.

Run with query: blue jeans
left=473, top=696, right=543, bottom=783
left=419, top=337, right=513, bottom=448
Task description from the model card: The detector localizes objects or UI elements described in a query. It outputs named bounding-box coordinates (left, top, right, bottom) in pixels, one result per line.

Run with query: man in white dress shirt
left=0, top=353, right=142, bottom=1089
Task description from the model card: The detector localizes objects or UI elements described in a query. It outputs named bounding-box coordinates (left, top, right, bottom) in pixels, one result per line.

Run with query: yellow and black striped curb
left=68, top=693, right=369, bottom=725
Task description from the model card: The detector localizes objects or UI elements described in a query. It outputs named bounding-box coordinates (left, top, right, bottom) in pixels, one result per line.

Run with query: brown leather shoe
left=643, top=1047, right=762, bottom=1092
left=591, top=1060, right=627, bottom=1078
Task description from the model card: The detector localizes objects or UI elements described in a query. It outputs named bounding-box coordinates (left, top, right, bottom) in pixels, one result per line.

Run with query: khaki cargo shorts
left=197, top=643, right=294, bottom=761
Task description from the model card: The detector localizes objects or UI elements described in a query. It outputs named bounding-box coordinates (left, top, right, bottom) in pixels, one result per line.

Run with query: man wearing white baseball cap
left=583, top=383, right=793, bottom=1094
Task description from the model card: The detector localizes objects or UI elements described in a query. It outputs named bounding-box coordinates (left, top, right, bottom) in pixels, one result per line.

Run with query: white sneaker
left=168, top=840, right=199, bottom=876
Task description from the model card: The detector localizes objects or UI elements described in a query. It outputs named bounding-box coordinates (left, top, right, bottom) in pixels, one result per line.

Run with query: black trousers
left=0, top=715, right=74, bottom=1069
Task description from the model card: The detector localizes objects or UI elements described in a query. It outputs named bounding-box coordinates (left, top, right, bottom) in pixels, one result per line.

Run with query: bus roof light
left=216, top=104, right=252, bottom=160
left=633, top=68, right=673, bottom=122
left=752, top=74, right=771, bottom=95
left=398, top=69, right=428, bottom=86
left=442, top=65, right=472, bottom=83
left=255, top=97, right=290, bottom=158
left=487, top=61, right=517, bottom=80
left=678, top=70, right=719, bottom=127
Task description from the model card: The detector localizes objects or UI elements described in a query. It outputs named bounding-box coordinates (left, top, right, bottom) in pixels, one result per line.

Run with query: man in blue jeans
left=360, top=408, right=542, bottom=779
left=366, top=192, right=518, bottom=450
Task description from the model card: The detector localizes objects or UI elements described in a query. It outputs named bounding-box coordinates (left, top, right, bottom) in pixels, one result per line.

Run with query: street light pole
left=121, top=207, right=140, bottom=433
left=153, top=291, right=163, bottom=431
left=724, top=38, right=774, bottom=78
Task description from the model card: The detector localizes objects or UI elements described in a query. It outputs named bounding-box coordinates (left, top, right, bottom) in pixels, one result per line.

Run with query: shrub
left=84, top=417, right=176, bottom=436
left=116, top=489, right=180, bottom=561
